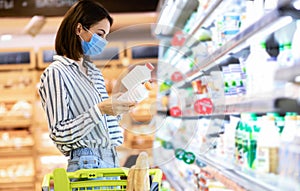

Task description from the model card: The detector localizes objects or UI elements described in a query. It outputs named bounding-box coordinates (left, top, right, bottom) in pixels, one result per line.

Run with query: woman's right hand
left=97, top=94, right=136, bottom=116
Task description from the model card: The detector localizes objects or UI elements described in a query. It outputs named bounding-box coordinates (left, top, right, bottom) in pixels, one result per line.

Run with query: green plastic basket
left=42, top=167, right=162, bottom=191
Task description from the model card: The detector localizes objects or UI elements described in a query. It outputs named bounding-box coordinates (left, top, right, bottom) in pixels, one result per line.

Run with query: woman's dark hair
left=55, top=0, right=113, bottom=61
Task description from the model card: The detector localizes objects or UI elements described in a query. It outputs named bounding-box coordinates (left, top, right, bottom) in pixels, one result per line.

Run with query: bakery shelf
left=0, top=146, right=33, bottom=156
left=197, top=154, right=300, bottom=191
left=0, top=182, right=34, bottom=190
left=36, top=147, right=62, bottom=156
left=0, top=176, right=34, bottom=184
left=0, top=117, right=32, bottom=128
left=130, top=113, right=154, bottom=122
left=0, top=88, right=36, bottom=102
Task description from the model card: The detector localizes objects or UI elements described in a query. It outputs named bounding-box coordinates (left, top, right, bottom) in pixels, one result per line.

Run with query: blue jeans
left=67, top=147, right=120, bottom=190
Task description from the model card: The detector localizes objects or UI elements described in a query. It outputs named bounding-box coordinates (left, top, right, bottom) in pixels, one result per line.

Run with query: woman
left=38, top=0, right=135, bottom=172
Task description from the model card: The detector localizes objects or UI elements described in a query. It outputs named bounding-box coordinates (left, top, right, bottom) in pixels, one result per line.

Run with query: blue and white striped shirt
left=38, top=55, right=123, bottom=156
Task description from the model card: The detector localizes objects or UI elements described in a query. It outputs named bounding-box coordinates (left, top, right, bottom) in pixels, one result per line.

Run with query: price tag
left=175, top=148, right=185, bottom=160
left=194, top=98, right=213, bottom=114
left=170, top=106, right=182, bottom=117
left=183, top=151, right=196, bottom=164
left=171, top=71, right=183, bottom=82
left=162, top=141, right=174, bottom=149
left=171, top=31, right=186, bottom=46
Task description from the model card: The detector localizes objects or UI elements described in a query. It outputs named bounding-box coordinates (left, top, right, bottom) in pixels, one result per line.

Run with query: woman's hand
left=97, top=93, right=136, bottom=116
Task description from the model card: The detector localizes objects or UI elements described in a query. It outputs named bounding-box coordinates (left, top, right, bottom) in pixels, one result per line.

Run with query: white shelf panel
left=198, top=154, right=300, bottom=191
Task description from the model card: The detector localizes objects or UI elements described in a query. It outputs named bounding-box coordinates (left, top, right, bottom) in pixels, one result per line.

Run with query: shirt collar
left=53, top=55, right=98, bottom=74
left=53, top=55, right=76, bottom=66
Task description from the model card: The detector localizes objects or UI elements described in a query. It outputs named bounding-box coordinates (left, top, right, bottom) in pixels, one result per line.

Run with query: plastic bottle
left=222, top=66, right=231, bottom=96
left=275, top=116, right=285, bottom=134
left=244, top=113, right=258, bottom=170
left=292, top=20, right=300, bottom=65
left=229, top=64, right=245, bottom=96
left=240, top=0, right=254, bottom=30
left=235, top=113, right=248, bottom=167
left=256, top=116, right=280, bottom=174
left=277, top=42, right=293, bottom=68
left=264, top=0, right=278, bottom=13
left=121, top=63, right=154, bottom=90
left=242, top=113, right=251, bottom=170
left=118, top=81, right=152, bottom=103
left=245, top=42, right=270, bottom=96
left=278, top=113, right=297, bottom=177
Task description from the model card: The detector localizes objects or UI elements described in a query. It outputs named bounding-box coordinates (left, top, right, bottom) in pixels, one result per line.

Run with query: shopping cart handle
left=53, top=168, right=71, bottom=191
left=69, top=168, right=127, bottom=179
left=149, top=169, right=162, bottom=184
left=41, top=173, right=53, bottom=191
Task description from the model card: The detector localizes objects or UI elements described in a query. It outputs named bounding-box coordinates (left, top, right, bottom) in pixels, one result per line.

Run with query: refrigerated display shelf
left=173, top=0, right=300, bottom=88
left=185, top=0, right=223, bottom=37
left=197, top=154, right=300, bottom=191
left=157, top=94, right=300, bottom=119
left=220, top=95, right=300, bottom=114
left=168, top=0, right=223, bottom=59
left=218, top=96, right=279, bottom=114
left=275, top=64, right=300, bottom=82
left=155, top=0, right=198, bottom=38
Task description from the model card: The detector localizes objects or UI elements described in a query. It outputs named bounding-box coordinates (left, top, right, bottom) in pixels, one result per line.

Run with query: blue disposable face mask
left=81, top=29, right=108, bottom=56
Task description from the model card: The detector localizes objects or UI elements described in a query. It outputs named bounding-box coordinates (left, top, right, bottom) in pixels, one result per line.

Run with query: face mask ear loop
left=83, top=26, right=94, bottom=36
left=78, top=34, right=84, bottom=41
left=79, top=26, right=93, bottom=42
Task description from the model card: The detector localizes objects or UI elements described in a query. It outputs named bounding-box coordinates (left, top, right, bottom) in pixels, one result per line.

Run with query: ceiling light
left=23, top=15, right=46, bottom=37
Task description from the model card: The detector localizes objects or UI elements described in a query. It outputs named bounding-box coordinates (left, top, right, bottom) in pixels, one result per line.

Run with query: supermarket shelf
left=0, top=117, right=32, bottom=128
left=220, top=95, right=300, bottom=114
left=0, top=89, right=36, bottom=102
left=0, top=146, right=33, bottom=156
left=197, top=154, right=300, bottom=191
left=158, top=93, right=300, bottom=119
left=36, top=147, right=63, bottom=156
left=154, top=0, right=198, bottom=38
left=217, top=96, right=278, bottom=114
left=170, top=0, right=223, bottom=59
left=174, top=0, right=299, bottom=87
left=0, top=176, right=35, bottom=185
left=186, top=0, right=223, bottom=38
left=275, top=64, right=300, bottom=82
left=159, top=162, right=189, bottom=191
left=0, top=181, right=34, bottom=191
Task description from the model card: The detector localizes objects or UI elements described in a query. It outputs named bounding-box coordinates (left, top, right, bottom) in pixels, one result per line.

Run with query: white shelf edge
left=197, top=154, right=300, bottom=191
left=275, top=64, right=300, bottom=82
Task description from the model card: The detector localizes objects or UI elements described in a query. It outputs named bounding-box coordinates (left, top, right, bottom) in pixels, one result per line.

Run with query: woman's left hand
left=97, top=93, right=136, bottom=116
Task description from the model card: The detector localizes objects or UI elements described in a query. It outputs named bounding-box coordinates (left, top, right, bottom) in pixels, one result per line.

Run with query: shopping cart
left=42, top=167, right=162, bottom=191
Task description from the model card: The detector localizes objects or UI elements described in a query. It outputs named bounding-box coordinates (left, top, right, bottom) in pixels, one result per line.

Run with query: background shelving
left=0, top=40, right=161, bottom=190
left=154, top=0, right=300, bottom=190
